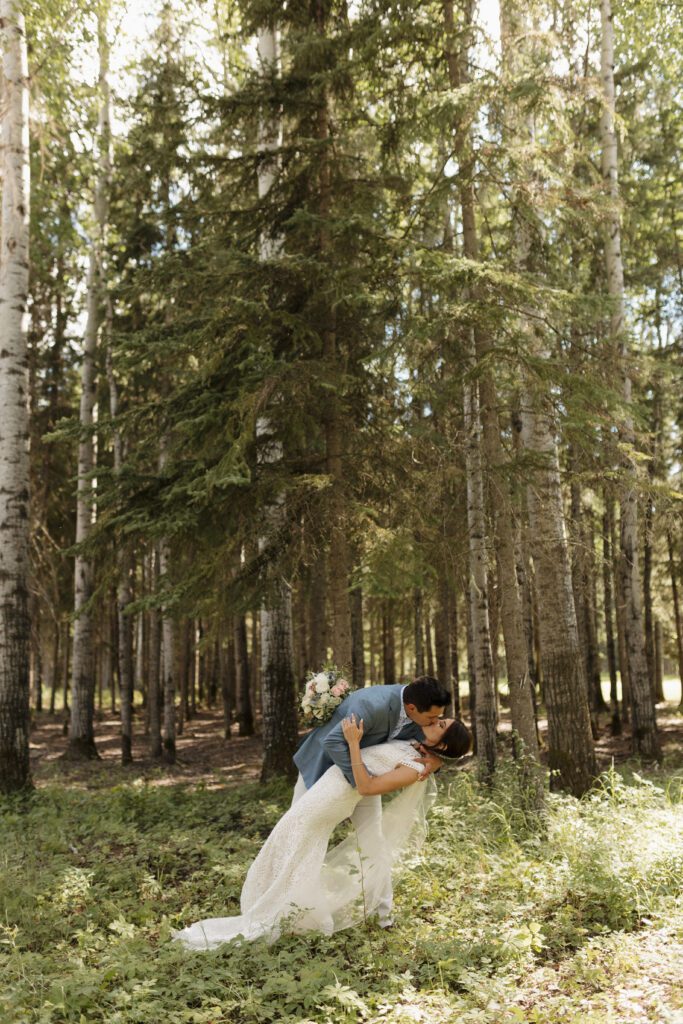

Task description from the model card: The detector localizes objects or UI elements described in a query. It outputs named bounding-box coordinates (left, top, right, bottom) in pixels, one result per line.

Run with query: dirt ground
left=29, top=699, right=683, bottom=789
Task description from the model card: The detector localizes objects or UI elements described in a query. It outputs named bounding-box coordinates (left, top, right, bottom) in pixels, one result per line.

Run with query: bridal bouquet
left=300, top=665, right=352, bottom=724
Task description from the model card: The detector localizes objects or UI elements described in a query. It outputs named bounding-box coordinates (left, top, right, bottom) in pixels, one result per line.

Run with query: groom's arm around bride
left=293, top=676, right=451, bottom=790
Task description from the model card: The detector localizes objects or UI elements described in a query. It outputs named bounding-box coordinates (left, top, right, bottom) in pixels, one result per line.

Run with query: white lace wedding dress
left=173, top=740, right=437, bottom=949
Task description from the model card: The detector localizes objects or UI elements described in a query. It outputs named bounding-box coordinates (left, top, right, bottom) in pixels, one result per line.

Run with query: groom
left=291, top=675, right=451, bottom=926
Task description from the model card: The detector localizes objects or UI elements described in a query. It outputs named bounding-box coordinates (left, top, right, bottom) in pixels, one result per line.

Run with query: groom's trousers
left=291, top=773, right=394, bottom=925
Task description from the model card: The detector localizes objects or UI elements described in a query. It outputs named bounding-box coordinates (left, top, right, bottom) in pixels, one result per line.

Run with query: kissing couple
left=174, top=675, right=471, bottom=948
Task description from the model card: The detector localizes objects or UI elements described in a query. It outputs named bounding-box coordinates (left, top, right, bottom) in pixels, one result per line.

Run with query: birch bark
left=66, top=11, right=110, bottom=758
left=444, top=0, right=539, bottom=778
left=0, top=0, right=31, bottom=792
left=666, top=532, right=683, bottom=712
left=500, top=0, right=596, bottom=794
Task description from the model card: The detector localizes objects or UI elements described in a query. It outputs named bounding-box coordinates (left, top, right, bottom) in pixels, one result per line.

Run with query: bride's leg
left=240, top=767, right=359, bottom=917
left=350, top=796, right=393, bottom=925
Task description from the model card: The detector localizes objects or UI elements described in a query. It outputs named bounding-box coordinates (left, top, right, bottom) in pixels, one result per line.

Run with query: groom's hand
left=414, top=744, right=443, bottom=780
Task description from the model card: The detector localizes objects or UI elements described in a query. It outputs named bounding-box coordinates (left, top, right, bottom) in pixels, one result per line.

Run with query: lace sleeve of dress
left=396, top=755, right=425, bottom=774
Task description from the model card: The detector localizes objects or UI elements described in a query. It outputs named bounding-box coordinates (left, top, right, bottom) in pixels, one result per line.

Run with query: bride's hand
left=342, top=714, right=364, bottom=745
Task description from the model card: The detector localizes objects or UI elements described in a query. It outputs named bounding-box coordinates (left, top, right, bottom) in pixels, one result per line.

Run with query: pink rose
left=331, top=680, right=349, bottom=697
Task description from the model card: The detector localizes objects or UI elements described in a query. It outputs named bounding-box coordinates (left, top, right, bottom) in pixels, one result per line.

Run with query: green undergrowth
left=1, top=760, right=682, bottom=1024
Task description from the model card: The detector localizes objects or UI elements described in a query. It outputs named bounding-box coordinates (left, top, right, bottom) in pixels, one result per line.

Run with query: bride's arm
left=341, top=715, right=441, bottom=796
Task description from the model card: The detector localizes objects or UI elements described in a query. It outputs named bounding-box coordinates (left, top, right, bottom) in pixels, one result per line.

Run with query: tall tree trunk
left=434, top=568, right=452, bottom=696
left=612, top=508, right=631, bottom=722
left=443, top=0, right=500, bottom=779
left=350, top=584, right=365, bottom=687
left=464, top=579, right=476, bottom=737
left=570, top=478, right=607, bottom=718
left=260, top=582, right=298, bottom=780
left=49, top=626, right=60, bottom=715
left=445, top=0, right=538, bottom=777
left=66, top=12, right=110, bottom=760
left=293, top=582, right=307, bottom=682
left=414, top=588, right=425, bottom=678
left=256, top=26, right=298, bottom=781
left=307, top=550, right=328, bottom=669
left=667, top=531, right=683, bottom=711
left=424, top=602, right=435, bottom=677
left=464, top=377, right=497, bottom=779
left=499, top=0, right=595, bottom=794
left=147, top=585, right=162, bottom=758
left=520, top=398, right=597, bottom=795
left=61, top=620, right=70, bottom=715
left=315, top=1, right=352, bottom=672
left=446, top=0, right=536, bottom=774
left=0, top=0, right=31, bottom=792
left=159, top=545, right=175, bottom=764
left=30, top=630, right=41, bottom=713
left=600, top=0, right=660, bottom=760
left=234, top=613, right=254, bottom=736
left=602, top=503, right=621, bottom=735
left=643, top=492, right=656, bottom=701
left=450, top=595, right=461, bottom=717
left=654, top=620, right=664, bottom=705
left=382, top=601, right=396, bottom=685
left=106, top=317, right=134, bottom=763
left=177, top=618, right=189, bottom=736
left=220, top=632, right=235, bottom=740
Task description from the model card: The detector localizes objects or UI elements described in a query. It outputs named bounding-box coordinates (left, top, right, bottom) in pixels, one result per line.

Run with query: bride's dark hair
left=421, top=719, right=472, bottom=759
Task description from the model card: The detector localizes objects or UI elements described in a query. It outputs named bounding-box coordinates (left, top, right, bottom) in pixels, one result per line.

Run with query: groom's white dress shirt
left=388, top=686, right=409, bottom=739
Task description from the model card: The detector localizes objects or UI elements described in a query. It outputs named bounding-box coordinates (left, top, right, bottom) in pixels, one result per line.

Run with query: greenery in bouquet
left=300, top=665, right=352, bottom=724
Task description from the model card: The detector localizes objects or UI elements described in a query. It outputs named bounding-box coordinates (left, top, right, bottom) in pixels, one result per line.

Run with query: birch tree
left=444, top=0, right=539, bottom=782
left=66, top=8, right=110, bottom=759
left=599, top=0, right=660, bottom=759
left=500, top=0, right=596, bottom=795
left=0, top=0, right=31, bottom=793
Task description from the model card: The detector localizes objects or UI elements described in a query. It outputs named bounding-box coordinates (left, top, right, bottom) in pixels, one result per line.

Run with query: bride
left=174, top=713, right=471, bottom=949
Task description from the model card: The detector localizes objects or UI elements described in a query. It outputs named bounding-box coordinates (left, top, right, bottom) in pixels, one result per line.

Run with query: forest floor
left=2, top=699, right=682, bottom=1024
left=28, top=694, right=683, bottom=790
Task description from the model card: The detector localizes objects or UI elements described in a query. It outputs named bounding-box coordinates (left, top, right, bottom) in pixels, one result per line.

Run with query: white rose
left=315, top=679, right=330, bottom=694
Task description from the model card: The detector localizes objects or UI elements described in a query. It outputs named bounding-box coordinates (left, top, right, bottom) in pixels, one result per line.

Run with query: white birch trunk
left=464, top=377, right=497, bottom=777
left=599, top=0, right=660, bottom=759
left=256, top=27, right=299, bottom=781
left=521, top=395, right=598, bottom=795
left=444, top=0, right=534, bottom=779
left=67, top=14, right=110, bottom=758
left=0, top=0, right=31, bottom=792
left=499, top=0, right=596, bottom=794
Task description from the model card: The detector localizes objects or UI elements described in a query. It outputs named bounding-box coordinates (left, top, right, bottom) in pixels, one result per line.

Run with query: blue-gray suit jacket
left=293, top=684, right=424, bottom=788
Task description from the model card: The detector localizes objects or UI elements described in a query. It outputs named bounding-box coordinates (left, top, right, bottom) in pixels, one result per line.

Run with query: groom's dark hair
left=403, top=676, right=451, bottom=711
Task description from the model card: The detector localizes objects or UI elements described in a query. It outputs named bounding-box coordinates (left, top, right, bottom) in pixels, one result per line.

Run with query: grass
left=1, top=758, right=682, bottom=1024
